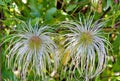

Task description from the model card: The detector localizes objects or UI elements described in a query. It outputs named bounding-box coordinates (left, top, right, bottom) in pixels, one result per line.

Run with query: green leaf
left=66, top=4, right=76, bottom=12
left=104, top=0, right=113, bottom=10
left=0, top=0, right=2, bottom=4
left=29, top=0, right=42, bottom=17
left=45, top=7, right=57, bottom=20
left=107, top=0, right=112, bottom=8
left=5, top=0, right=12, bottom=3
left=0, top=0, right=4, bottom=5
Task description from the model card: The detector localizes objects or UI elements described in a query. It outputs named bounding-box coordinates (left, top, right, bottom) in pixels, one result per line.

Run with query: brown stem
left=114, top=21, right=120, bottom=28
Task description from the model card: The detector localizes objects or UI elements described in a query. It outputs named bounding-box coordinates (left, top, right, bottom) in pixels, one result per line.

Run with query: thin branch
left=100, top=7, right=111, bottom=19
left=114, top=21, right=120, bottom=28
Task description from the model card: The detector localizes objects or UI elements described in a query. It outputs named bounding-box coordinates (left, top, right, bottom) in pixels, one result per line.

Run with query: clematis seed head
left=60, top=15, right=110, bottom=81
left=3, top=20, right=59, bottom=81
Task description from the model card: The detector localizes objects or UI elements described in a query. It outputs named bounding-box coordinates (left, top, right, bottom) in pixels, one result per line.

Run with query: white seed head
left=62, top=16, right=109, bottom=80
left=5, top=21, right=59, bottom=80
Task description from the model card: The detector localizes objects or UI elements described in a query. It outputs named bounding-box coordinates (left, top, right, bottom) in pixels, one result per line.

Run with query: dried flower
left=4, top=20, right=58, bottom=80
left=62, top=16, right=110, bottom=80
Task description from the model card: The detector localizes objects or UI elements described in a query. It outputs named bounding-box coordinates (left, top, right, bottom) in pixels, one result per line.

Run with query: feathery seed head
left=61, top=15, right=110, bottom=80
left=4, top=20, right=59, bottom=80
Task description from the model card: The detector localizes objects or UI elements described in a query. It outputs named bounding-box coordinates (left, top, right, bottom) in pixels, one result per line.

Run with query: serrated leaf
left=30, top=12, right=41, bottom=17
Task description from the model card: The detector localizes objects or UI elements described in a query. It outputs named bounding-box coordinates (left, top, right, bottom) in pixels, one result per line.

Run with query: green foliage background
left=0, top=0, right=120, bottom=81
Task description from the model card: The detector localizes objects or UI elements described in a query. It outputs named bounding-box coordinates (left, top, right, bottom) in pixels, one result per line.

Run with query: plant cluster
left=0, top=0, right=120, bottom=81
left=2, top=15, right=109, bottom=81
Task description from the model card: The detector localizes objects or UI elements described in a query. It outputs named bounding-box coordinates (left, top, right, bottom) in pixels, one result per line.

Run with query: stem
left=114, top=21, right=120, bottom=28
left=0, top=8, right=4, bottom=81
left=100, top=7, right=111, bottom=19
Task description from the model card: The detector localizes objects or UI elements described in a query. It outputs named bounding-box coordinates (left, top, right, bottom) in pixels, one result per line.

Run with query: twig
left=100, top=7, right=111, bottom=19
left=114, top=21, right=120, bottom=28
